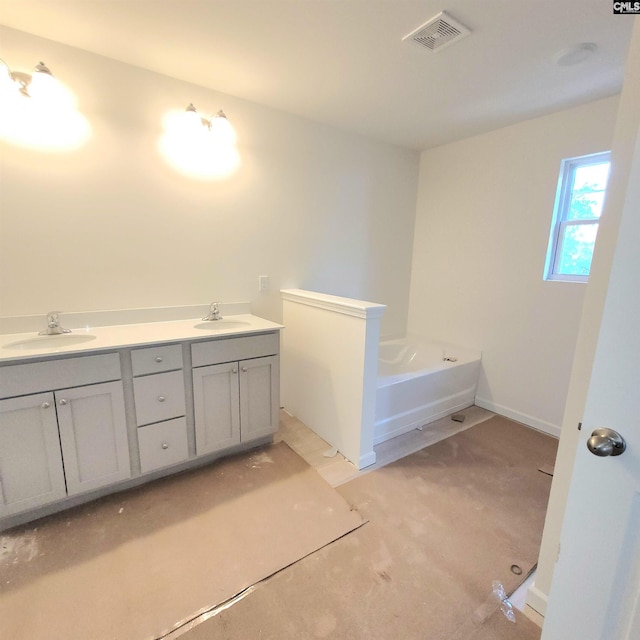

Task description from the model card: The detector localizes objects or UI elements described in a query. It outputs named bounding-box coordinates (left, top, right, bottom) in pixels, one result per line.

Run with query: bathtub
left=374, top=336, right=481, bottom=445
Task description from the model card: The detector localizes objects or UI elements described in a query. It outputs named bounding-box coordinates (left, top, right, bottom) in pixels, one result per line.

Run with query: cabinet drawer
left=0, top=353, right=121, bottom=399
left=191, top=332, right=279, bottom=368
left=133, top=370, right=186, bottom=426
left=138, top=417, right=189, bottom=473
left=131, top=344, right=183, bottom=376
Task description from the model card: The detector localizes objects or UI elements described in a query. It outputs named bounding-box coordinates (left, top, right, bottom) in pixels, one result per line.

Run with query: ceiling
left=0, top=0, right=634, bottom=150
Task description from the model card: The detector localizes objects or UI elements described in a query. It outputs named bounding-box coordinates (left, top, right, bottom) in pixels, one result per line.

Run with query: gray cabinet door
left=56, top=381, right=131, bottom=495
left=193, top=362, right=241, bottom=455
left=239, top=356, right=279, bottom=442
left=0, top=393, right=67, bottom=517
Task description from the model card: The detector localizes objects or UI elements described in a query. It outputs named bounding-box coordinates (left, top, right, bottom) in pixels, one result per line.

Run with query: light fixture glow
left=179, top=103, right=206, bottom=135
left=209, top=110, right=237, bottom=146
left=26, top=61, right=55, bottom=97
left=159, top=133, right=240, bottom=180
left=0, top=58, right=90, bottom=151
left=0, top=101, right=91, bottom=151
left=26, top=61, right=75, bottom=108
left=0, top=59, right=14, bottom=97
left=159, top=103, right=240, bottom=180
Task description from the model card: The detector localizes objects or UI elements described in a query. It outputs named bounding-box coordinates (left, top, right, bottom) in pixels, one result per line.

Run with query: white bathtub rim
left=378, top=336, right=481, bottom=382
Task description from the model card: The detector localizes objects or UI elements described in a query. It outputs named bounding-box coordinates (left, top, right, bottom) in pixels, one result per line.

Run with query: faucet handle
left=202, top=301, right=223, bottom=321
left=39, top=310, right=72, bottom=335
left=47, top=311, right=60, bottom=327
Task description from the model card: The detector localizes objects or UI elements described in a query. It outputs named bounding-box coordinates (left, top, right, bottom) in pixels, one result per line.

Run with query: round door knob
left=158, top=395, right=166, bottom=402
left=155, top=356, right=163, bottom=363
left=161, top=442, right=169, bottom=450
left=41, top=401, right=51, bottom=409
left=231, top=368, right=237, bottom=374
left=241, top=367, right=248, bottom=372
left=587, top=428, right=626, bottom=457
left=59, top=399, right=68, bottom=406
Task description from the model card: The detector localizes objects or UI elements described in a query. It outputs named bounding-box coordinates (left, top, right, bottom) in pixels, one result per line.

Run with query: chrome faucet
left=39, top=311, right=72, bottom=335
left=202, top=301, right=223, bottom=321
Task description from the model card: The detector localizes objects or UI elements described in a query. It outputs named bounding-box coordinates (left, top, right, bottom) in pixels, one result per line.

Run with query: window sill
left=544, top=275, right=589, bottom=283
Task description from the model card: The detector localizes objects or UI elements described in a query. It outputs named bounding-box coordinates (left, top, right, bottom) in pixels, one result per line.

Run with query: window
left=544, top=151, right=611, bottom=282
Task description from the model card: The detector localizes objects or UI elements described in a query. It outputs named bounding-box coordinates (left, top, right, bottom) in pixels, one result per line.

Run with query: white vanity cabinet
left=0, top=354, right=131, bottom=518
left=192, top=333, right=279, bottom=457
left=0, top=317, right=282, bottom=526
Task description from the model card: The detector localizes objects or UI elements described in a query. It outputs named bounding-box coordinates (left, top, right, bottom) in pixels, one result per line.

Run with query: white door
left=543, top=20, right=640, bottom=640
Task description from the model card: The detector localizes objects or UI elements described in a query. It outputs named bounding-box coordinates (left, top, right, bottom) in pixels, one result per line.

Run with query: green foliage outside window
left=546, top=155, right=610, bottom=281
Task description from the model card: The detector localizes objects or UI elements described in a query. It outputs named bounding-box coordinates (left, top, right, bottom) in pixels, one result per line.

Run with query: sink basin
left=4, top=334, right=97, bottom=350
left=193, top=321, right=252, bottom=331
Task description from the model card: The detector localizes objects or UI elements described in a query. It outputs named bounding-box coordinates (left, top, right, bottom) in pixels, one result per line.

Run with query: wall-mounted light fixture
left=0, top=58, right=90, bottom=150
left=178, top=103, right=237, bottom=145
left=158, top=103, right=240, bottom=180
left=0, top=60, right=75, bottom=107
left=5, top=60, right=53, bottom=97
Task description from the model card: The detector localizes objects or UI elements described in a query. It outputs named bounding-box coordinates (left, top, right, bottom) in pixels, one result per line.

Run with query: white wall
left=0, top=27, right=418, bottom=337
left=407, top=96, right=619, bottom=435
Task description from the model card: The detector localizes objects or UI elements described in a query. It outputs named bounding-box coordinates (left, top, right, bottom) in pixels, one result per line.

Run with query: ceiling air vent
left=403, top=11, right=471, bottom=53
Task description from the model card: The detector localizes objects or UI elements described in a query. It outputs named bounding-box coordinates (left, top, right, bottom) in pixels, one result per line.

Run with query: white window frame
left=544, top=151, right=611, bottom=283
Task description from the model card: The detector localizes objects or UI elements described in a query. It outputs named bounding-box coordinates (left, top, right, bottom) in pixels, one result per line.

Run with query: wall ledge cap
left=281, top=289, right=386, bottom=320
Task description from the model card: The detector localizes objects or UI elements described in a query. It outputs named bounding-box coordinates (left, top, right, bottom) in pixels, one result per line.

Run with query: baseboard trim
left=475, top=398, right=561, bottom=438
left=358, top=450, right=377, bottom=469
left=526, top=582, right=548, bottom=617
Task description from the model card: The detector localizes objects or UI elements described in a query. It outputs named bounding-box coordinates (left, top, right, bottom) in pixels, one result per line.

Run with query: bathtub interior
left=378, top=335, right=481, bottom=380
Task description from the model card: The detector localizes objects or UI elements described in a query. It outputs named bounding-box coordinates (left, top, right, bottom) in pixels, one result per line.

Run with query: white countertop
left=0, top=314, right=283, bottom=363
